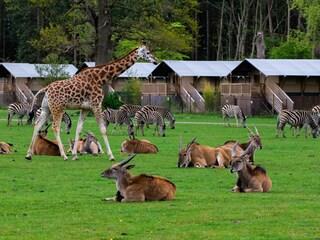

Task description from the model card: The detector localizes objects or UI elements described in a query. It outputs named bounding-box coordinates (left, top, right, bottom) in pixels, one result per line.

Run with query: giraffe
left=25, top=43, right=158, bottom=161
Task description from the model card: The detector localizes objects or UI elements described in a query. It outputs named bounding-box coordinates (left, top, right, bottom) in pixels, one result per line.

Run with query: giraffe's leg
left=25, top=109, right=50, bottom=160
left=92, top=108, right=115, bottom=161
left=51, top=111, right=67, bottom=160
left=72, top=109, right=90, bottom=160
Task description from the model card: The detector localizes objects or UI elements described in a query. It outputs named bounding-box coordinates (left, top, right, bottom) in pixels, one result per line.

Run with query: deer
left=120, top=137, right=158, bottom=154
left=32, top=124, right=62, bottom=156
left=101, top=154, right=176, bottom=202
left=230, top=142, right=272, bottom=193
left=178, top=136, right=242, bottom=168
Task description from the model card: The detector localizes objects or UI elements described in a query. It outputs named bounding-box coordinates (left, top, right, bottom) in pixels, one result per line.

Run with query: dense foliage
left=1, top=0, right=320, bottom=65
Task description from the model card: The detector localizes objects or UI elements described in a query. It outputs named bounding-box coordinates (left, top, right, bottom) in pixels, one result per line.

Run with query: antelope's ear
left=243, top=154, right=251, bottom=161
left=125, top=165, right=135, bottom=170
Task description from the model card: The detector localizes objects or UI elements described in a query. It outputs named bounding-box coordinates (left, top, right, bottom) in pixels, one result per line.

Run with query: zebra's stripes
left=312, top=105, right=320, bottom=114
left=119, top=104, right=142, bottom=117
left=102, top=108, right=134, bottom=136
left=34, top=108, right=72, bottom=134
left=7, top=102, right=31, bottom=126
left=134, top=110, right=166, bottom=137
left=222, top=104, right=247, bottom=127
left=141, top=105, right=175, bottom=129
left=276, top=110, right=319, bottom=138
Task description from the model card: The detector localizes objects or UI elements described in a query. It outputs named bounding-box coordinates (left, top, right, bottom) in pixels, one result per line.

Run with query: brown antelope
left=68, top=131, right=103, bottom=156
left=32, top=124, right=62, bottom=156
left=0, top=142, right=14, bottom=154
left=223, top=126, right=262, bottom=164
left=230, top=142, right=272, bottom=192
left=120, top=138, right=158, bottom=154
left=101, top=154, right=176, bottom=202
left=178, top=136, right=240, bottom=168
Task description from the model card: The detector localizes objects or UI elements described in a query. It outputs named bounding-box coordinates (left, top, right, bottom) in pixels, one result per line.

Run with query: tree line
left=0, top=0, right=319, bottom=66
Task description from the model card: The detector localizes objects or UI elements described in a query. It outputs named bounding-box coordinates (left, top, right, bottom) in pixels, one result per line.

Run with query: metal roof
left=118, top=62, right=158, bottom=78
left=78, top=62, right=158, bottom=78
left=158, top=60, right=241, bottom=77
left=0, top=63, right=78, bottom=78
left=244, top=59, right=320, bottom=77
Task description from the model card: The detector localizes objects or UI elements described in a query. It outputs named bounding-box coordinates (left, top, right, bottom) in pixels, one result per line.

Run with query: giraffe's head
left=136, top=43, right=158, bottom=64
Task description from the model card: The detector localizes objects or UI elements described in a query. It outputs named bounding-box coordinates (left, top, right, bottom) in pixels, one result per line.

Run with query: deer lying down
left=0, top=142, right=14, bottom=154
left=223, top=126, right=262, bottom=164
left=120, top=138, right=158, bottom=154
left=230, top=142, right=272, bottom=193
left=32, top=124, right=62, bottom=156
left=101, top=154, right=176, bottom=202
left=178, top=136, right=243, bottom=168
left=68, top=131, right=103, bottom=156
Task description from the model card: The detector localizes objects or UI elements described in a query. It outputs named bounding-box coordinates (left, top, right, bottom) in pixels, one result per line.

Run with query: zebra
left=134, top=110, right=166, bottom=137
left=141, top=105, right=175, bottom=129
left=221, top=104, right=247, bottom=127
left=312, top=105, right=320, bottom=114
left=119, top=104, right=142, bottom=118
left=32, top=107, right=72, bottom=134
left=7, top=102, right=32, bottom=126
left=276, top=110, right=319, bottom=138
left=102, top=107, right=134, bottom=136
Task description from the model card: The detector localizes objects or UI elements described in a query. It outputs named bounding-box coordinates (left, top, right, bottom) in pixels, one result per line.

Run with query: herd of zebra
left=7, top=102, right=175, bottom=137
left=7, top=102, right=320, bottom=139
left=222, top=103, right=320, bottom=138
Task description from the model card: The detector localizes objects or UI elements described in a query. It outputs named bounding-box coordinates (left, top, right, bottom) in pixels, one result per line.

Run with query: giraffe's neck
left=89, top=48, right=139, bottom=85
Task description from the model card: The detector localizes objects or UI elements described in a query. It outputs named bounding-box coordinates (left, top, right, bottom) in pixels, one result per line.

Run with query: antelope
left=230, top=142, right=272, bottom=192
left=120, top=138, right=158, bottom=154
left=222, top=126, right=262, bottom=164
left=68, top=131, right=103, bottom=156
left=178, top=136, right=242, bottom=168
left=32, top=124, right=62, bottom=156
left=0, top=142, right=14, bottom=154
left=101, top=154, right=176, bottom=202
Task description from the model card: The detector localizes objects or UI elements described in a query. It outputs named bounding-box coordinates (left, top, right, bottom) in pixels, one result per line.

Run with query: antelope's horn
left=119, top=154, right=137, bottom=166
left=232, top=141, right=239, bottom=157
left=45, top=123, right=52, bottom=131
left=186, top=137, right=197, bottom=149
left=254, top=125, right=259, bottom=135
left=245, top=125, right=254, bottom=135
left=179, top=134, right=182, bottom=150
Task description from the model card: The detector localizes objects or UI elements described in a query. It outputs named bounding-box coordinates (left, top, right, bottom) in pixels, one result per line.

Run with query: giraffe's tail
left=30, top=87, right=48, bottom=111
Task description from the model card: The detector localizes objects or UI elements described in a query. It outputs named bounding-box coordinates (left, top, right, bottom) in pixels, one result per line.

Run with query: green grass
left=0, top=110, right=319, bottom=240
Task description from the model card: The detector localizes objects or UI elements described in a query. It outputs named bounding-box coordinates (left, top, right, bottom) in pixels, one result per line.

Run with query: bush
left=102, top=92, right=123, bottom=109
left=120, top=78, right=141, bottom=105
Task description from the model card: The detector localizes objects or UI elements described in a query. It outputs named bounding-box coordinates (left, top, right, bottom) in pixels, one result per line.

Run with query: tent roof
left=153, top=60, right=241, bottom=77
left=0, top=63, right=78, bottom=78
left=242, top=59, right=320, bottom=77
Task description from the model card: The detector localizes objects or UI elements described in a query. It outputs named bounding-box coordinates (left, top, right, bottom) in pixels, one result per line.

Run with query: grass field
left=0, top=110, right=319, bottom=240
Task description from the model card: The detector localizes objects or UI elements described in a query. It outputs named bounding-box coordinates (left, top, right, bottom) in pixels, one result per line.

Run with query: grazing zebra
left=276, top=110, right=319, bottom=138
left=312, top=105, right=320, bottom=114
left=141, top=105, right=175, bottom=129
left=7, top=102, right=32, bottom=126
left=102, top=108, right=134, bottom=136
left=222, top=104, right=247, bottom=127
left=119, top=104, right=142, bottom=117
left=134, top=110, right=166, bottom=137
left=33, top=108, right=72, bottom=134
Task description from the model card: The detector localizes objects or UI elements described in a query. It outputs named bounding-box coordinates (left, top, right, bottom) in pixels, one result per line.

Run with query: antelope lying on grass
left=178, top=136, right=242, bottom=168
left=68, top=131, right=103, bottom=156
left=32, top=124, right=62, bottom=156
left=223, top=126, right=262, bottom=164
left=0, top=142, right=14, bottom=154
left=120, top=138, right=158, bottom=154
left=230, top=142, right=272, bottom=192
left=101, top=154, right=176, bottom=202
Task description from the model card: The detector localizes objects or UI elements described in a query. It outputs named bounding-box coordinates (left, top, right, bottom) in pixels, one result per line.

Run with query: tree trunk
left=95, top=0, right=113, bottom=65
left=216, top=0, right=225, bottom=60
